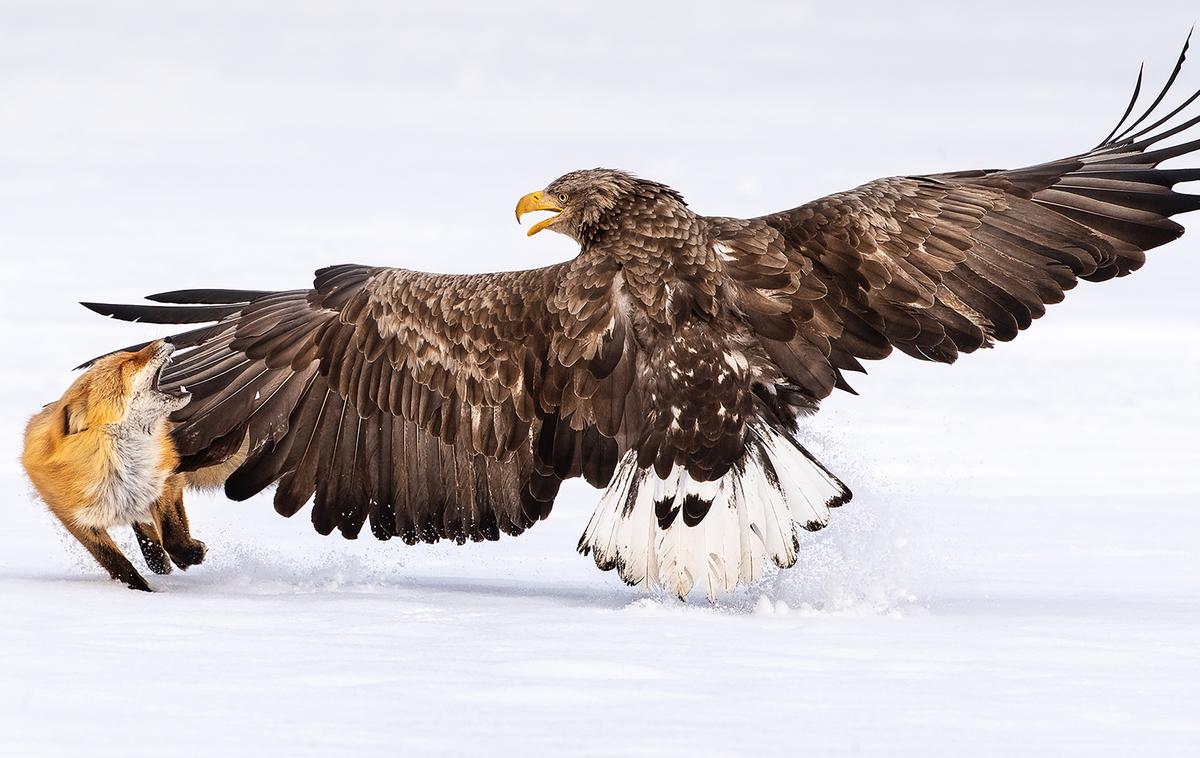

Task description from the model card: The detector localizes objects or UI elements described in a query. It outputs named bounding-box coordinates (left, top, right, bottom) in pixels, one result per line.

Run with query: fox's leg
left=132, top=519, right=172, bottom=575
left=157, top=476, right=206, bottom=570
left=58, top=517, right=152, bottom=592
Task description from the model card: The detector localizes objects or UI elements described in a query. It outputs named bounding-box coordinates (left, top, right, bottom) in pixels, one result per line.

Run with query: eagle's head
left=515, top=168, right=686, bottom=244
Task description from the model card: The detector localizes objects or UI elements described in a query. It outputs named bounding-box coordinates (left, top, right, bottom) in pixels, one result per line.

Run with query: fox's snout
left=137, top=339, right=174, bottom=362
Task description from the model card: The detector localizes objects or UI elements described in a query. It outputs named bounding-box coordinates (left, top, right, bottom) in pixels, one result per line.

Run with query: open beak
left=145, top=340, right=189, bottom=401
left=514, top=191, right=563, bottom=236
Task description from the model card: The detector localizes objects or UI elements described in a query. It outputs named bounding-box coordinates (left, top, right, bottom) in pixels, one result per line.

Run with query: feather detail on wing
left=715, top=40, right=1200, bottom=403
left=82, top=261, right=639, bottom=542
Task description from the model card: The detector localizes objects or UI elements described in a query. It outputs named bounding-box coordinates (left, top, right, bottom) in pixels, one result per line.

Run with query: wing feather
left=83, top=258, right=640, bottom=543
left=714, top=51, right=1200, bottom=403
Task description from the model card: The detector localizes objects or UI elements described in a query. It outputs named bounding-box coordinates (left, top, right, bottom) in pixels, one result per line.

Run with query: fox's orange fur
left=22, top=340, right=204, bottom=591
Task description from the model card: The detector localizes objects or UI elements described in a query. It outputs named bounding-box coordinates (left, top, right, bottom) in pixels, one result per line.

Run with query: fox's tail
left=578, top=423, right=851, bottom=601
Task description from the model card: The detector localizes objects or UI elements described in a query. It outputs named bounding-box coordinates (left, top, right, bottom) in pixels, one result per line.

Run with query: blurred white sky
left=1, top=1, right=1198, bottom=352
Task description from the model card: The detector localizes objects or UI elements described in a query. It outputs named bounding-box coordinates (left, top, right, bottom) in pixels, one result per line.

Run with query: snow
left=2, top=2, right=1199, bottom=756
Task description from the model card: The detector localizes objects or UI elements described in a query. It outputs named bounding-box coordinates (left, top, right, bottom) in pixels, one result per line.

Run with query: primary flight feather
left=84, top=41, right=1200, bottom=600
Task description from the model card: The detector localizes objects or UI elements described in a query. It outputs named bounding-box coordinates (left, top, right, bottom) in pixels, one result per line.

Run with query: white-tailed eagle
left=85, top=43, right=1200, bottom=599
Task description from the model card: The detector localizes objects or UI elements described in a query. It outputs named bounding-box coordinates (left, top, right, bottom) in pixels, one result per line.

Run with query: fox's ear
left=63, top=399, right=88, bottom=436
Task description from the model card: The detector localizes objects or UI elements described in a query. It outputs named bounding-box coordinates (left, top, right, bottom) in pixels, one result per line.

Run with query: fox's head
left=61, top=340, right=192, bottom=436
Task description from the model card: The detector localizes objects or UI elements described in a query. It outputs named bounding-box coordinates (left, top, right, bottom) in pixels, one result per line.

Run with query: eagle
left=85, top=45, right=1200, bottom=600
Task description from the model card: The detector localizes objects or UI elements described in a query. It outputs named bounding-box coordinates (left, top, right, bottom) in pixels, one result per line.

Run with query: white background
left=2, top=2, right=1198, bottom=756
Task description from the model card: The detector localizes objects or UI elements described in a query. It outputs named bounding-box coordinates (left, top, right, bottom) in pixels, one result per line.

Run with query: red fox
left=21, top=340, right=205, bottom=591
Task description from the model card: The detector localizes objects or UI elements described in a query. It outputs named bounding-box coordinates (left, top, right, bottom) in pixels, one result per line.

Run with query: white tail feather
left=579, top=423, right=851, bottom=601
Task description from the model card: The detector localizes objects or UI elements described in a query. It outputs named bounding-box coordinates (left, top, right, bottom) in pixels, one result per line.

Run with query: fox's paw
left=134, top=527, right=173, bottom=575
left=123, top=573, right=153, bottom=592
left=140, top=543, right=173, bottom=575
left=169, top=539, right=207, bottom=570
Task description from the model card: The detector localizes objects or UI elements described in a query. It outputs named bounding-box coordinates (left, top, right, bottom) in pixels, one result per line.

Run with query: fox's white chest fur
left=75, top=418, right=170, bottom=530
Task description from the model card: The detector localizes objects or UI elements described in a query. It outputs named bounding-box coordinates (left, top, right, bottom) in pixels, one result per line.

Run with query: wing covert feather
left=90, top=259, right=637, bottom=542
left=715, top=66, right=1200, bottom=402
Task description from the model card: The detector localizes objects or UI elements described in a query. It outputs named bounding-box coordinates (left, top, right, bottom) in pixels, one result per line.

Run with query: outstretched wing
left=83, top=255, right=640, bottom=543
left=716, top=44, right=1200, bottom=404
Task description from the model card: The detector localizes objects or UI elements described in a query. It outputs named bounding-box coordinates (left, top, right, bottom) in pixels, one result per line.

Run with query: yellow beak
left=514, top=191, right=564, bottom=236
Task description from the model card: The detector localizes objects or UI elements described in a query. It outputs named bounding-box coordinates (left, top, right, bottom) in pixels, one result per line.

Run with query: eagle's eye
left=556, top=192, right=569, bottom=204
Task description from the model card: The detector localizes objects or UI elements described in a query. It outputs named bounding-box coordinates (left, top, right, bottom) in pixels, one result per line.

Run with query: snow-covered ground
left=2, top=3, right=1199, bottom=756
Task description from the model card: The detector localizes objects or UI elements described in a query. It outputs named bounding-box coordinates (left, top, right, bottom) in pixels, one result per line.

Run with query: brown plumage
left=83, top=42, right=1200, bottom=598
